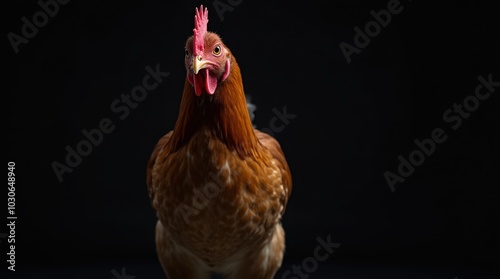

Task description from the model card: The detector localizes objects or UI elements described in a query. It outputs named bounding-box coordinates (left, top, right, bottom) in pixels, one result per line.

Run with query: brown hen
left=146, top=5, right=292, bottom=279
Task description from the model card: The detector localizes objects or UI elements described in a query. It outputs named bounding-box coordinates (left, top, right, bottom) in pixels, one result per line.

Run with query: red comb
left=193, top=5, right=209, bottom=56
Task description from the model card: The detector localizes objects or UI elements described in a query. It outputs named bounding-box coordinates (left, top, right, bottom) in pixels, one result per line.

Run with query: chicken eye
left=212, top=45, right=222, bottom=56
left=185, top=48, right=189, bottom=57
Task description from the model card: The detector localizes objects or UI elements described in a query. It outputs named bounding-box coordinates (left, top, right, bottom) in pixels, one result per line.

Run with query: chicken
left=146, top=5, right=292, bottom=279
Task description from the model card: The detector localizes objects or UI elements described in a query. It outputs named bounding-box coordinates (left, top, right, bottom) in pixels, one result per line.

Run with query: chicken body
left=150, top=127, right=289, bottom=279
left=147, top=5, right=291, bottom=279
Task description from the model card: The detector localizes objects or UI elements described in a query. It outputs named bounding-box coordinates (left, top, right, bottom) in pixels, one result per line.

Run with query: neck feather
left=167, top=55, right=258, bottom=158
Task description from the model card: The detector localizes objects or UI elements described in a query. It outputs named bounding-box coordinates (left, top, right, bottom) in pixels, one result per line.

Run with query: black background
left=4, top=0, right=500, bottom=278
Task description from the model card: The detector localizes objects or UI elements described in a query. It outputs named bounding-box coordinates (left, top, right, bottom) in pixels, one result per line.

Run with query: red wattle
left=205, top=69, right=218, bottom=94
left=189, top=69, right=218, bottom=95
left=193, top=72, right=204, bottom=96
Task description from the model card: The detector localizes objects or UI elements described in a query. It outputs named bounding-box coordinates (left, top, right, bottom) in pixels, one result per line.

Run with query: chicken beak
left=193, top=55, right=210, bottom=74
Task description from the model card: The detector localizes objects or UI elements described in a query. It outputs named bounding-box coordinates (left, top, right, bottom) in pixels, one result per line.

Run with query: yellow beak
left=193, top=55, right=212, bottom=74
